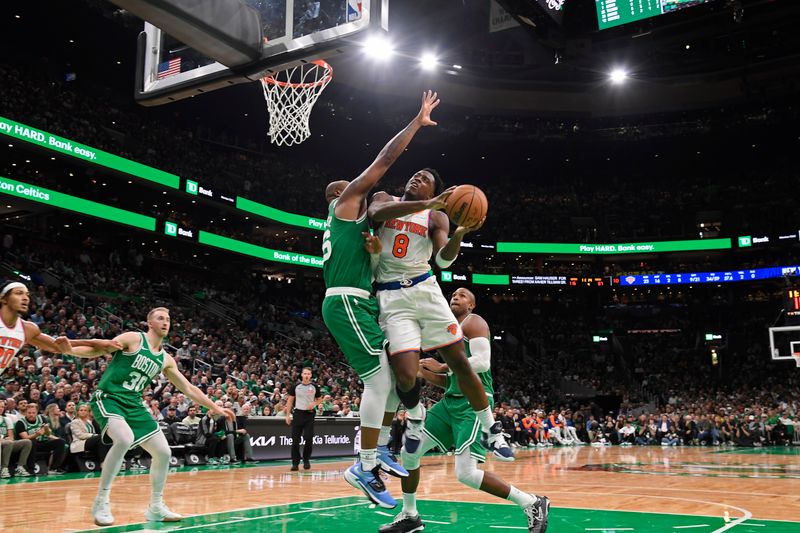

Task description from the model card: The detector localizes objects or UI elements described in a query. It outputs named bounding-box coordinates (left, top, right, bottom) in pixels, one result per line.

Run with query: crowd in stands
left=1, top=61, right=798, bottom=251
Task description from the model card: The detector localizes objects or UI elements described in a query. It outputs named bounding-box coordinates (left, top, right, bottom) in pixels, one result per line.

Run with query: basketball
left=445, top=184, right=488, bottom=228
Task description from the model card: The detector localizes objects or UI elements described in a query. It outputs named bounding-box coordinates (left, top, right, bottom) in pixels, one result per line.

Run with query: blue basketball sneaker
left=377, top=445, right=409, bottom=478
left=482, top=421, right=515, bottom=461
left=344, top=463, right=397, bottom=509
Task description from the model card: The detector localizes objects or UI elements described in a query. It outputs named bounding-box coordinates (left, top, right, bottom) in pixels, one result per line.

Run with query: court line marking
left=673, top=526, right=710, bottom=529
left=426, top=519, right=452, bottom=525
left=375, top=511, right=393, bottom=517
left=488, top=527, right=526, bottom=530
left=586, top=529, right=633, bottom=531
left=174, top=501, right=370, bottom=531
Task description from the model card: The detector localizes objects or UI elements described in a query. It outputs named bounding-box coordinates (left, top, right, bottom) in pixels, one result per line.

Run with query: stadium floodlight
left=420, top=52, right=438, bottom=71
left=363, top=35, right=394, bottom=60
left=609, top=68, right=628, bottom=84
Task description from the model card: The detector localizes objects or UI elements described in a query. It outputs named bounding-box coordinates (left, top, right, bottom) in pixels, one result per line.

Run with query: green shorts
left=91, top=390, right=160, bottom=448
left=423, top=395, right=494, bottom=463
left=322, top=289, right=387, bottom=380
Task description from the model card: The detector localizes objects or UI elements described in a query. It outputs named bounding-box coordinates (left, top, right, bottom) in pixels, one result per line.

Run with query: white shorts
left=377, top=277, right=463, bottom=355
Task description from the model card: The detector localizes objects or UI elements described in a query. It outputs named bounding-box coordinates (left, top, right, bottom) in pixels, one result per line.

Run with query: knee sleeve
left=106, top=418, right=135, bottom=448
left=360, top=353, right=394, bottom=430
left=400, top=433, right=434, bottom=471
left=141, top=431, right=171, bottom=461
left=455, top=452, right=484, bottom=490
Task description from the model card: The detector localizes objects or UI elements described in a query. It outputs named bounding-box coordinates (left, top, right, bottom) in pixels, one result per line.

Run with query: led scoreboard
left=596, top=0, right=716, bottom=30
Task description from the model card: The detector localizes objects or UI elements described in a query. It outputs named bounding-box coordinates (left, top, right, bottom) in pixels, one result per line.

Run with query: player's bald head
left=325, top=180, right=350, bottom=204
left=456, top=287, right=476, bottom=307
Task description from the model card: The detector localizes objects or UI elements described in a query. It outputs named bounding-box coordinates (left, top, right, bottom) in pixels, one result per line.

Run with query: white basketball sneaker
left=92, top=497, right=114, bottom=526
left=145, top=501, right=183, bottom=522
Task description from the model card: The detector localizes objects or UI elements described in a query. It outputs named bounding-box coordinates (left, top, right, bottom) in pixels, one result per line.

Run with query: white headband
left=0, top=282, right=26, bottom=299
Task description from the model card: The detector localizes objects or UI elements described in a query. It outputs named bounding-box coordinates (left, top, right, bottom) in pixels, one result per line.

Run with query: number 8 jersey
left=375, top=207, right=433, bottom=283
left=95, top=332, right=164, bottom=407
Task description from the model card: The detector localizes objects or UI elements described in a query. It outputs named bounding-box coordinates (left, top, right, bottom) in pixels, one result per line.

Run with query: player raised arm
left=336, top=91, right=440, bottom=221
left=430, top=212, right=485, bottom=269
left=22, top=322, right=123, bottom=357
left=162, top=353, right=235, bottom=421
left=58, top=332, right=132, bottom=359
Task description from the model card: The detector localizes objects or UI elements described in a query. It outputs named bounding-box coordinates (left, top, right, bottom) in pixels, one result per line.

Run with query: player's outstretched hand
left=416, top=90, right=440, bottom=127
left=54, top=336, right=72, bottom=354
left=362, top=232, right=383, bottom=254
left=428, top=186, right=456, bottom=210
left=216, top=407, right=236, bottom=422
left=457, top=216, right=486, bottom=234
left=420, top=358, right=448, bottom=373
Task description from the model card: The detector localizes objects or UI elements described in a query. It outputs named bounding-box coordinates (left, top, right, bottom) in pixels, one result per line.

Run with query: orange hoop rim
left=261, top=60, right=333, bottom=89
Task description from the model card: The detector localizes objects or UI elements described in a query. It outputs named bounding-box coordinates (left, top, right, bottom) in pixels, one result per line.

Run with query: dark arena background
left=1, top=0, right=799, bottom=531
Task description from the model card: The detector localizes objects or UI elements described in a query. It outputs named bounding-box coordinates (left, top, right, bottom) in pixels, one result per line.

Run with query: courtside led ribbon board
left=0, top=175, right=156, bottom=231
left=199, top=231, right=323, bottom=268
left=0, top=116, right=180, bottom=189
left=497, top=239, right=731, bottom=255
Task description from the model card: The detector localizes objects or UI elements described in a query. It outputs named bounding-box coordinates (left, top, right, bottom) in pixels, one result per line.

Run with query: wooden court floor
left=3, top=446, right=800, bottom=532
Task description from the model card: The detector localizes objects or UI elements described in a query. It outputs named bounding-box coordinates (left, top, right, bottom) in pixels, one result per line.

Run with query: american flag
left=157, top=57, right=181, bottom=80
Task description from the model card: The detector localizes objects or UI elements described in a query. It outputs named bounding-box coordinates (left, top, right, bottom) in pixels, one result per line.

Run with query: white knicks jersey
left=0, top=317, right=26, bottom=375
left=375, top=207, right=434, bottom=284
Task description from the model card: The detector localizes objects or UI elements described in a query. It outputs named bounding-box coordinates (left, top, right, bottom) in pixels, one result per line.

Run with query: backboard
left=136, top=0, right=387, bottom=105
left=768, top=325, right=800, bottom=366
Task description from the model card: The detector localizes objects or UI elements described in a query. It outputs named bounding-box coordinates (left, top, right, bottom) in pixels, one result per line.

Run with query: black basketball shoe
left=378, top=511, right=425, bottom=533
left=523, top=495, right=550, bottom=533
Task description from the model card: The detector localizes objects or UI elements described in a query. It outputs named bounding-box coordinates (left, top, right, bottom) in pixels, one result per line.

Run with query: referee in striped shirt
left=286, top=367, right=322, bottom=471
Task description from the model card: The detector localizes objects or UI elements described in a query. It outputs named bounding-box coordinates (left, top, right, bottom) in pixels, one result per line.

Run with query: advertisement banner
left=497, top=238, right=731, bottom=255
left=247, top=417, right=360, bottom=461
left=489, top=0, right=520, bottom=33
left=0, top=116, right=179, bottom=189
left=199, top=231, right=324, bottom=268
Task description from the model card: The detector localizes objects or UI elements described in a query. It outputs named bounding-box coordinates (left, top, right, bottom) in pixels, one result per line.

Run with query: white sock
left=407, top=404, right=423, bottom=420
left=507, top=485, right=535, bottom=507
left=476, top=407, right=496, bottom=432
left=97, top=487, right=111, bottom=503
left=378, top=426, right=392, bottom=447
left=402, top=492, right=418, bottom=516
left=360, top=448, right=377, bottom=471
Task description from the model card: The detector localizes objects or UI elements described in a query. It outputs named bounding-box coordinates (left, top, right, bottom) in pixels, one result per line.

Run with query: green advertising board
left=236, top=196, right=326, bottom=231
left=0, top=116, right=180, bottom=189
left=199, top=231, right=323, bottom=268
left=0, top=175, right=155, bottom=231
left=497, top=238, right=731, bottom=255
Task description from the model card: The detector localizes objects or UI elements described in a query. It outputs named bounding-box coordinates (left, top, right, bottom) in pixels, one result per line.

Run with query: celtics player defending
left=368, top=175, right=513, bottom=461
left=380, top=288, right=550, bottom=533
left=322, top=91, right=442, bottom=508
left=71, top=307, right=235, bottom=526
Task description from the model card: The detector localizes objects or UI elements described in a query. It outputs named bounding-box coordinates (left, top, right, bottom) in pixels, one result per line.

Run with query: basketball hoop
left=793, top=353, right=800, bottom=368
left=260, top=60, right=333, bottom=146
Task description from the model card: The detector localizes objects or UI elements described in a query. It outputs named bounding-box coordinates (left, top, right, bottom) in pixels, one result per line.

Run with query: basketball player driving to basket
left=368, top=173, right=514, bottom=460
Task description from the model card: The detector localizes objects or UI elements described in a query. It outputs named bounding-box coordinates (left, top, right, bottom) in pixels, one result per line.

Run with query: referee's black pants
left=291, top=410, right=315, bottom=466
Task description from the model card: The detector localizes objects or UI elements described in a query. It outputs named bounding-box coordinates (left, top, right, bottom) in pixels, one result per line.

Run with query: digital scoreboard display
left=596, top=0, right=715, bottom=30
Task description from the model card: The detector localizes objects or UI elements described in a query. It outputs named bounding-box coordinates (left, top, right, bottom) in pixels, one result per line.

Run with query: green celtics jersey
left=17, top=414, right=47, bottom=441
left=444, top=335, right=494, bottom=400
left=97, top=332, right=164, bottom=406
left=322, top=199, right=373, bottom=292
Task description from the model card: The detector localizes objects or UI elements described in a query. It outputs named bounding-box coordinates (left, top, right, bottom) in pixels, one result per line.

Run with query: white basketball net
left=260, top=60, right=333, bottom=146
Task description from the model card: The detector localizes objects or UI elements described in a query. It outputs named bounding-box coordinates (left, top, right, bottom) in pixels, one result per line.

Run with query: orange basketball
left=444, top=184, right=488, bottom=228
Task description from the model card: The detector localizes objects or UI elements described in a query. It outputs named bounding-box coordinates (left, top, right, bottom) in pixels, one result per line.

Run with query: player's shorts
left=322, top=287, right=387, bottom=380
left=423, top=394, right=494, bottom=463
left=376, top=276, right=463, bottom=355
left=91, top=389, right=160, bottom=448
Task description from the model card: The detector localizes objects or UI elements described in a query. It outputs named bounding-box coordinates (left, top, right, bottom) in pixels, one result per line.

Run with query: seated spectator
left=15, top=403, right=67, bottom=475
left=223, top=402, right=256, bottom=463
left=0, top=400, right=32, bottom=478
left=43, top=403, right=68, bottom=441
left=163, top=406, right=181, bottom=426
left=69, top=404, right=110, bottom=464
left=181, top=405, right=201, bottom=426
left=197, top=402, right=224, bottom=464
